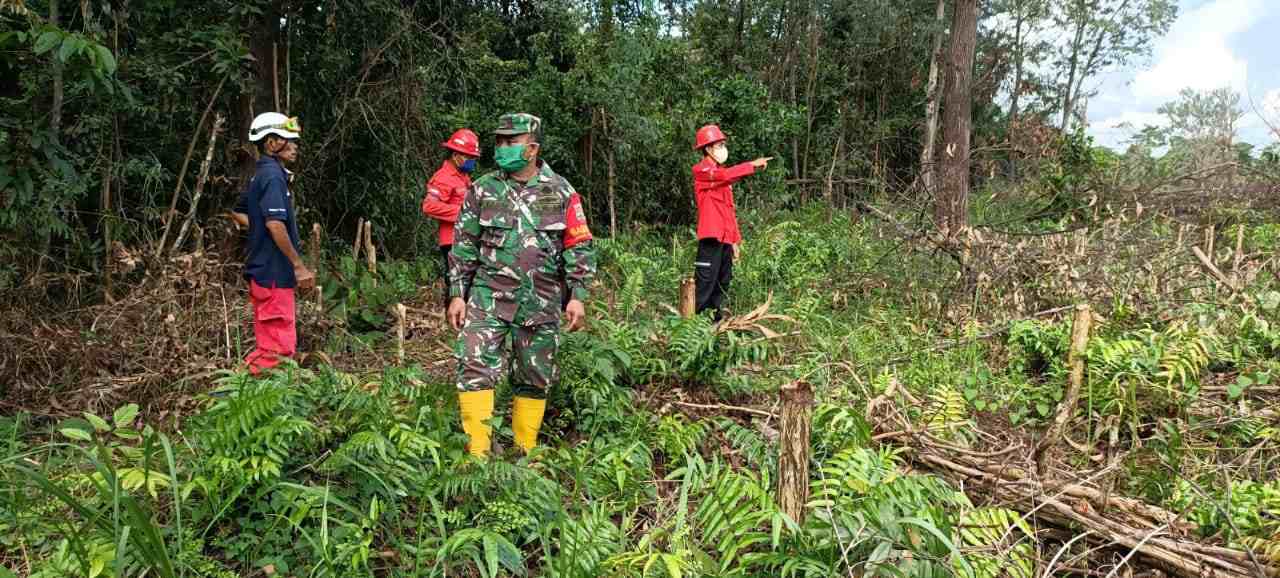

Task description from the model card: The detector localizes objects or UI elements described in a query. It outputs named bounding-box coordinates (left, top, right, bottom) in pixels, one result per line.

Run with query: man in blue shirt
left=231, top=112, right=314, bottom=374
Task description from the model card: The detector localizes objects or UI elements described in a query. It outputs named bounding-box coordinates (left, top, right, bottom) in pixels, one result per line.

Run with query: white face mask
left=711, top=144, right=728, bottom=164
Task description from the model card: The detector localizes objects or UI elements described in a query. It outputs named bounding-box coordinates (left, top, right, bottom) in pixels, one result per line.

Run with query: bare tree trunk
left=603, top=111, right=616, bottom=238
left=936, top=0, right=978, bottom=235
left=1060, top=1, right=1087, bottom=132
left=50, top=0, right=63, bottom=137
left=101, top=144, right=114, bottom=302
left=919, top=0, right=946, bottom=192
left=1008, top=3, right=1026, bottom=178
left=778, top=381, right=813, bottom=525
left=240, top=0, right=284, bottom=181
left=732, top=0, right=749, bottom=58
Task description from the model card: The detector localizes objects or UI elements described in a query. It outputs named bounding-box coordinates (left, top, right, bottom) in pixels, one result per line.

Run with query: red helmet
left=442, top=128, right=481, bottom=156
left=694, top=124, right=727, bottom=150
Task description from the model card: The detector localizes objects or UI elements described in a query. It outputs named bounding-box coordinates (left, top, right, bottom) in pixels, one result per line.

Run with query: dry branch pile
left=0, top=250, right=324, bottom=417
left=867, top=379, right=1278, bottom=577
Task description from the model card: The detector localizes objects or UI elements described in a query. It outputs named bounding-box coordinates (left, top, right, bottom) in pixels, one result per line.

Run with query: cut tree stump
left=679, top=277, right=696, bottom=318
left=778, top=381, right=814, bottom=525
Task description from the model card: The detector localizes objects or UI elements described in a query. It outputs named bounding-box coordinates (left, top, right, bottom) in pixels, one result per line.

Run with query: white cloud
left=1130, top=0, right=1264, bottom=102
left=1090, top=111, right=1169, bottom=149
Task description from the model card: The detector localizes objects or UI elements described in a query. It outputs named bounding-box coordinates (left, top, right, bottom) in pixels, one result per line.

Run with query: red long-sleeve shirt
left=692, top=156, right=755, bottom=244
left=421, top=160, right=471, bottom=246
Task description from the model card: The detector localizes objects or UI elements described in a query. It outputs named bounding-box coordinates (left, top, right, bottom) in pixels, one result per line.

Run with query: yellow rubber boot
left=458, top=390, right=495, bottom=457
left=511, top=397, right=547, bottom=453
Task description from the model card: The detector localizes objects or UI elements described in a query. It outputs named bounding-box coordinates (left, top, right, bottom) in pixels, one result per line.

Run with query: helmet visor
left=251, top=117, right=302, bottom=140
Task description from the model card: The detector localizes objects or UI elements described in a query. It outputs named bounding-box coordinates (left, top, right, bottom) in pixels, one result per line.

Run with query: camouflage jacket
left=449, top=161, right=595, bottom=326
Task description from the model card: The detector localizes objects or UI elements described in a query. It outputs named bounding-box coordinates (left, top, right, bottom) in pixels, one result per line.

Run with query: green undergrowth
left=7, top=206, right=1280, bottom=574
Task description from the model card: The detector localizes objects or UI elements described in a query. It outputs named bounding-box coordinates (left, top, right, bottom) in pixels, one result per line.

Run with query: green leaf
left=84, top=412, right=111, bottom=432
left=1228, top=376, right=1251, bottom=400
left=58, top=35, right=83, bottom=63
left=1036, top=402, right=1051, bottom=417
left=61, top=427, right=93, bottom=441
left=661, top=553, right=683, bottom=578
left=483, top=534, right=499, bottom=578
left=34, top=30, right=61, bottom=54
left=93, top=44, right=116, bottom=74
left=113, top=403, right=140, bottom=429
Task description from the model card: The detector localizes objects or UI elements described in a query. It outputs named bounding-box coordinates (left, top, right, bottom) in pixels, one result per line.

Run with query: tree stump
left=778, top=381, right=814, bottom=525
left=679, top=277, right=696, bottom=318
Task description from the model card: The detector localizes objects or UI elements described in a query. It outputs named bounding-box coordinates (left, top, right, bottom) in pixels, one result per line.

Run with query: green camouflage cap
left=494, top=113, right=542, bottom=136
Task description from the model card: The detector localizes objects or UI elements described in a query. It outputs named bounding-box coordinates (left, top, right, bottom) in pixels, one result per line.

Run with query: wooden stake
left=353, top=218, right=365, bottom=260
left=778, top=381, right=814, bottom=525
left=364, top=220, right=377, bottom=277
left=679, top=277, right=696, bottom=318
left=1034, top=304, right=1091, bottom=477
left=1233, top=223, right=1245, bottom=280
left=395, top=303, right=407, bottom=365
left=1205, top=225, right=1215, bottom=261
left=309, top=223, right=322, bottom=272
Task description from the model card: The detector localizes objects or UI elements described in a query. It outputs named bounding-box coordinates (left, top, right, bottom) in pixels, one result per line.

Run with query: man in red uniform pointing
left=691, top=124, right=770, bottom=321
left=423, top=128, right=481, bottom=306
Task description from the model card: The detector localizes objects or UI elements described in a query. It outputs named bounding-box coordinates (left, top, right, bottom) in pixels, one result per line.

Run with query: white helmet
left=248, top=112, right=301, bottom=142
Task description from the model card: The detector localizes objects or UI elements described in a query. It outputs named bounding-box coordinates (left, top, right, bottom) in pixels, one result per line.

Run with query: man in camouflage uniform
left=447, top=113, right=595, bottom=457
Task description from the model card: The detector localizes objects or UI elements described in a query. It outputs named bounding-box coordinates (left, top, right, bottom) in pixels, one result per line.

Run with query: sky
left=1085, top=0, right=1280, bottom=151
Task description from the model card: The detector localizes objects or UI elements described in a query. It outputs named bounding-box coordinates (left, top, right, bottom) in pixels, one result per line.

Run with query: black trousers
left=694, top=238, right=733, bottom=321
left=439, top=244, right=452, bottom=306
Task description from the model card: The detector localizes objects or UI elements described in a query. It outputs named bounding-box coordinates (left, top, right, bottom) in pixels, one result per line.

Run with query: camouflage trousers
left=456, top=306, right=561, bottom=399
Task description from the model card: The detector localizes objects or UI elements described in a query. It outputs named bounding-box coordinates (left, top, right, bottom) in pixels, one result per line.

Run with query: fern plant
left=193, top=369, right=317, bottom=492
left=540, top=505, right=624, bottom=578
left=957, top=507, right=1036, bottom=578
left=920, top=384, right=972, bottom=441
left=802, top=447, right=974, bottom=577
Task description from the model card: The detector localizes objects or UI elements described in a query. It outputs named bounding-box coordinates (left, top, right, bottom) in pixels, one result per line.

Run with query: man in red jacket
left=691, top=124, right=770, bottom=321
left=423, top=128, right=481, bottom=305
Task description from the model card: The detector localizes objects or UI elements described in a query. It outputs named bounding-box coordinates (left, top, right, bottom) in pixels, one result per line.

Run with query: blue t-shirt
left=235, top=156, right=300, bottom=288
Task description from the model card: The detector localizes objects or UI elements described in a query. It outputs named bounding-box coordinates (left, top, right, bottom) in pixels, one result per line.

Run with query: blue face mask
left=459, top=159, right=477, bottom=173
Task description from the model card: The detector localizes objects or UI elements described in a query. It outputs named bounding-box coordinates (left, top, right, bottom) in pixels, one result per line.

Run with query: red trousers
left=245, top=280, right=296, bottom=374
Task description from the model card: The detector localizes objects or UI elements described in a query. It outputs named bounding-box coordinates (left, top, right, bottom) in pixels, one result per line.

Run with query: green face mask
left=495, top=144, right=530, bottom=173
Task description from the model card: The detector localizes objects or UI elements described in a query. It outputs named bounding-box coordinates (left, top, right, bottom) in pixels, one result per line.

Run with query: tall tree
left=936, top=0, right=978, bottom=234
left=1158, top=86, right=1244, bottom=170
left=1003, top=0, right=1049, bottom=133
left=1055, top=0, right=1176, bottom=132
left=919, top=0, right=946, bottom=192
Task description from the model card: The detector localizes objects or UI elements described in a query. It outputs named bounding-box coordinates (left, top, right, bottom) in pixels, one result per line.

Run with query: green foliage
left=192, top=369, right=317, bottom=490
left=1171, top=478, right=1280, bottom=544
left=957, top=508, right=1036, bottom=578
left=321, top=256, right=435, bottom=333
